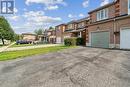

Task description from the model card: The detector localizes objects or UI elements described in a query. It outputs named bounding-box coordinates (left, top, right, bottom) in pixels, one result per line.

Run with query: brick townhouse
left=65, top=17, right=89, bottom=45
left=86, top=0, right=130, bottom=49
left=55, top=24, right=71, bottom=44
left=43, top=0, right=130, bottom=49
left=42, top=29, right=56, bottom=44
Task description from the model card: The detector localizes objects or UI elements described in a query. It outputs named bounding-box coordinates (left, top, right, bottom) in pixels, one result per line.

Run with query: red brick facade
left=87, top=0, right=130, bottom=48
left=43, top=0, right=130, bottom=48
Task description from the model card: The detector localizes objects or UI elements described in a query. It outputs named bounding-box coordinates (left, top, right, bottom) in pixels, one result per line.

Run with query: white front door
left=120, top=28, right=130, bottom=49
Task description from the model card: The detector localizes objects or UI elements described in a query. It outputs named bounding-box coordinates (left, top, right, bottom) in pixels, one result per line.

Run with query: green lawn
left=0, top=46, right=75, bottom=61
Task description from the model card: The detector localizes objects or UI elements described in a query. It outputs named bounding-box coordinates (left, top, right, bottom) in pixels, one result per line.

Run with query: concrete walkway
left=4, top=44, right=61, bottom=52
left=0, top=42, right=15, bottom=52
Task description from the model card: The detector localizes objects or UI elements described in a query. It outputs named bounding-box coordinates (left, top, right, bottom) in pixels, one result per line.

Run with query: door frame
left=120, top=27, right=130, bottom=49
left=89, top=30, right=110, bottom=48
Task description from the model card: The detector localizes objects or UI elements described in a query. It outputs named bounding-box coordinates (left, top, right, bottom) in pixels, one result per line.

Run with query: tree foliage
left=34, top=29, right=43, bottom=35
left=0, top=16, right=14, bottom=41
left=49, top=26, right=54, bottom=30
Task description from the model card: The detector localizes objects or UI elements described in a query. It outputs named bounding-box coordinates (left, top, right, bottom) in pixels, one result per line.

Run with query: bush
left=76, top=38, right=84, bottom=45
left=64, top=37, right=84, bottom=46
left=64, top=37, right=77, bottom=46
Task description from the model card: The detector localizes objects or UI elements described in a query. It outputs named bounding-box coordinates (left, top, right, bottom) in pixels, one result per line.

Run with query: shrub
left=76, top=38, right=84, bottom=45
left=64, top=37, right=77, bottom=46
left=64, top=37, right=84, bottom=46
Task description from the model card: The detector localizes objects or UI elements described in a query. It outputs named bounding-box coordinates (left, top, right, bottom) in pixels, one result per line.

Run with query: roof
left=67, top=20, right=77, bottom=24
left=76, top=17, right=90, bottom=23
left=22, top=33, right=36, bottom=36
left=55, top=23, right=66, bottom=27
left=66, top=28, right=86, bottom=33
left=88, top=1, right=117, bottom=14
left=66, top=17, right=90, bottom=25
left=47, top=29, right=55, bottom=32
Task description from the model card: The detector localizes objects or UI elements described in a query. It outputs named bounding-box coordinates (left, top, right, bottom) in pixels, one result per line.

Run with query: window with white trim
left=97, top=8, right=108, bottom=21
left=128, top=0, right=130, bottom=14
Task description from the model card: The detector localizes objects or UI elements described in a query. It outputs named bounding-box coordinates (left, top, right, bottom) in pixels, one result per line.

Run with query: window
left=128, top=0, right=130, bottom=14
left=97, top=8, right=108, bottom=21
left=68, top=24, right=73, bottom=29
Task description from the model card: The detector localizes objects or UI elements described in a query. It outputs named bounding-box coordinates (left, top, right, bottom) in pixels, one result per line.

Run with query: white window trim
left=97, top=8, right=108, bottom=21
left=128, top=0, right=130, bottom=14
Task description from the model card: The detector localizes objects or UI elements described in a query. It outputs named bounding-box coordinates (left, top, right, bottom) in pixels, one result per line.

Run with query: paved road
left=0, top=47, right=130, bottom=87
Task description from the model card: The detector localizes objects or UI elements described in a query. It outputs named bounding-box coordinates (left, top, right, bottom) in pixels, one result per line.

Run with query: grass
left=0, top=46, right=75, bottom=61
left=11, top=44, right=36, bottom=47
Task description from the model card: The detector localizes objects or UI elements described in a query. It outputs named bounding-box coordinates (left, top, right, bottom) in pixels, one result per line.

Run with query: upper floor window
left=68, top=24, right=73, bottom=29
left=97, top=8, right=108, bottom=21
left=128, top=0, right=130, bottom=14
left=78, top=22, right=85, bottom=28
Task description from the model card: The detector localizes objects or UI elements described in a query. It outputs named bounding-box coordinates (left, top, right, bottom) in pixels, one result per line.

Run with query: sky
left=1, top=0, right=113, bottom=34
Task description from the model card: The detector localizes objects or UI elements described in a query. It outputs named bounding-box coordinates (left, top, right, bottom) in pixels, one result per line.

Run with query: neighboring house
left=47, top=29, right=56, bottom=44
left=65, top=17, right=89, bottom=45
left=55, top=24, right=71, bottom=44
left=22, top=33, right=36, bottom=41
left=42, top=30, right=49, bottom=43
left=38, top=35, right=44, bottom=42
left=87, top=0, right=130, bottom=49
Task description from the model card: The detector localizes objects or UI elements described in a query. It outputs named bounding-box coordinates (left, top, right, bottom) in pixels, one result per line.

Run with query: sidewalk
left=4, top=44, right=61, bottom=52
left=0, top=42, right=15, bottom=52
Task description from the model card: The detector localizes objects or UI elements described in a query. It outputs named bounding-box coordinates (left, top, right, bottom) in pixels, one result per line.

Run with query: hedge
left=64, top=37, right=84, bottom=46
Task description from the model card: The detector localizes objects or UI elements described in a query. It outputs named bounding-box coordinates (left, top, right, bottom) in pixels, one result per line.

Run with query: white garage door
left=56, top=37, right=61, bottom=44
left=120, top=28, right=130, bottom=49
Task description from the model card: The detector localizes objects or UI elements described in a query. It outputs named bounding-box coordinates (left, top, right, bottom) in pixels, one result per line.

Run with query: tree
left=34, top=29, right=43, bottom=35
left=13, top=34, right=21, bottom=41
left=0, top=16, right=15, bottom=45
left=49, top=26, right=54, bottom=30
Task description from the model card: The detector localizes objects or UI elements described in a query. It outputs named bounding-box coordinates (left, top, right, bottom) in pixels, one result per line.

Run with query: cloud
left=8, top=15, right=20, bottom=21
left=68, top=13, right=85, bottom=19
left=14, top=8, right=18, bottom=13
left=100, top=0, right=109, bottom=6
left=82, top=0, right=89, bottom=8
left=45, top=5, right=59, bottom=10
left=23, top=11, right=62, bottom=27
left=23, top=8, right=27, bottom=11
left=25, top=0, right=66, bottom=10
left=11, top=10, right=62, bottom=34
left=79, top=13, right=85, bottom=17
left=68, top=14, right=76, bottom=19
left=26, top=0, right=65, bottom=5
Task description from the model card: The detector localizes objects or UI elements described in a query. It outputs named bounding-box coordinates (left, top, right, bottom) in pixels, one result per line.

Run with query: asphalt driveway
left=0, top=47, right=130, bottom=87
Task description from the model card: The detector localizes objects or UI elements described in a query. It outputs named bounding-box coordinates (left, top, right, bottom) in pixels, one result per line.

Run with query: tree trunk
left=1, top=38, right=5, bottom=45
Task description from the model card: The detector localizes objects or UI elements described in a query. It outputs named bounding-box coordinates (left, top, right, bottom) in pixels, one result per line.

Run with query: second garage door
left=120, top=28, right=130, bottom=49
left=91, top=31, right=110, bottom=48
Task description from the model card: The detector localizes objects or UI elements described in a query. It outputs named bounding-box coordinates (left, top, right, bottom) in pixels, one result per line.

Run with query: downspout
left=113, top=18, right=116, bottom=48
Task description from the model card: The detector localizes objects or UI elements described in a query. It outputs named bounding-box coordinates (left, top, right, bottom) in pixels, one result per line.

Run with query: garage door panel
left=120, top=29, right=130, bottom=49
left=56, top=37, right=61, bottom=44
left=91, top=32, right=109, bottom=48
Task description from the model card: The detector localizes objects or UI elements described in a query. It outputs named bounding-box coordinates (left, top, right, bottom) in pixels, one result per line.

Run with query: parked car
left=16, top=40, right=32, bottom=45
